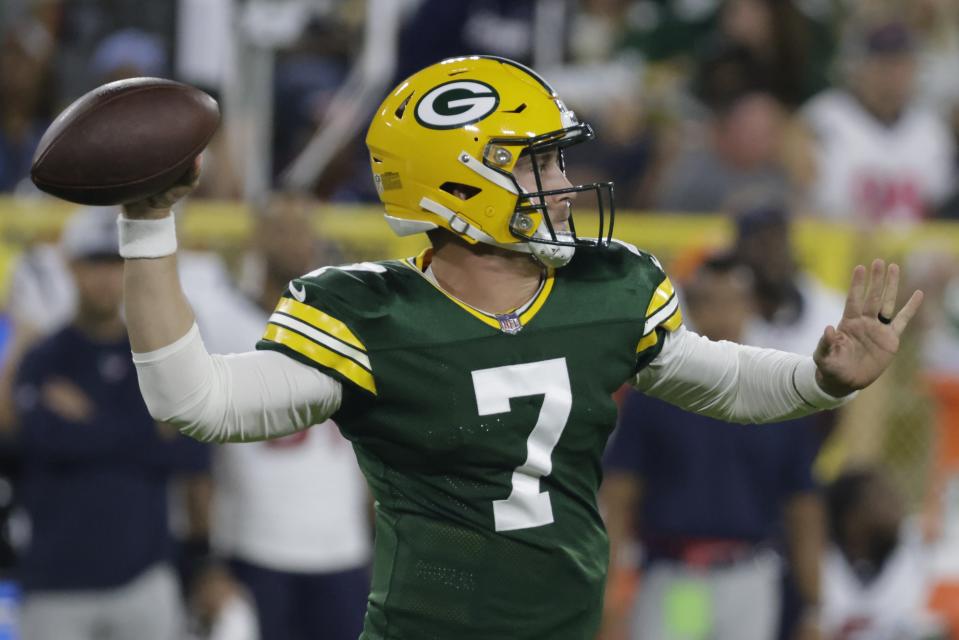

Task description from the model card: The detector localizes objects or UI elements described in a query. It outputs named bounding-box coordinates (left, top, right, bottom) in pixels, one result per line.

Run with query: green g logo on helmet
left=415, top=80, right=500, bottom=130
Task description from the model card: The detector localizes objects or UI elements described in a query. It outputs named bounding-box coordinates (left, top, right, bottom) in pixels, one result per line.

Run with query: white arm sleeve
left=132, top=324, right=342, bottom=442
left=634, top=326, right=850, bottom=423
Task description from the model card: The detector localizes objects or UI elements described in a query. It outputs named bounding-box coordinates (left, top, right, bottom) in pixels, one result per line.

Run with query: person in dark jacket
left=13, top=207, right=209, bottom=640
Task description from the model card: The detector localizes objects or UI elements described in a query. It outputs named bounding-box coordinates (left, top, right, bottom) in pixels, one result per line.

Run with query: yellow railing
left=2, top=197, right=958, bottom=305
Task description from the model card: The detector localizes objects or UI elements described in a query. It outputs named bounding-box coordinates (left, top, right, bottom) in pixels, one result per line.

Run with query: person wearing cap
left=728, top=192, right=845, bottom=356
left=801, top=18, right=955, bottom=222
left=11, top=207, right=209, bottom=640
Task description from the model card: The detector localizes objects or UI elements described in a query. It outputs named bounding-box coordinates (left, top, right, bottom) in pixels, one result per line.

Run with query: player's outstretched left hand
left=814, top=259, right=923, bottom=397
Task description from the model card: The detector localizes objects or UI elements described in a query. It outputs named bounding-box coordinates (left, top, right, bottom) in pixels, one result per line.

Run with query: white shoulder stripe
left=643, top=295, right=679, bottom=336
left=268, top=313, right=371, bottom=370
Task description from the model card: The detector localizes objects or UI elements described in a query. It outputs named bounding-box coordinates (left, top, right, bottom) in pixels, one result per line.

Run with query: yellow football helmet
left=365, top=55, right=614, bottom=267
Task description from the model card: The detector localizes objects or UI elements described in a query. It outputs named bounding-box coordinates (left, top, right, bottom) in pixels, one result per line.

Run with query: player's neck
left=429, top=241, right=544, bottom=315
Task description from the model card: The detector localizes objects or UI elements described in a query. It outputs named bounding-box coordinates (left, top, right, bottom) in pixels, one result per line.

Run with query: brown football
left=30, top=77, right=219, bottom=205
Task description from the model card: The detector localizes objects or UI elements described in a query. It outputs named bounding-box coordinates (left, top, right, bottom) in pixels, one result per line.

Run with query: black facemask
left=484, top=123, right=615, bottom=248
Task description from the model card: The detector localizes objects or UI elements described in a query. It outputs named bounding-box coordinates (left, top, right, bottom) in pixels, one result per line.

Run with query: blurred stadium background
left=2, top=0, right=959, bottom=639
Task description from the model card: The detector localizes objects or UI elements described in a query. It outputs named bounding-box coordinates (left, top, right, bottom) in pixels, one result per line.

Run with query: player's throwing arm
left=28, top=78, right=216, bottom=352
left=29, top=78, right=341, bottom=442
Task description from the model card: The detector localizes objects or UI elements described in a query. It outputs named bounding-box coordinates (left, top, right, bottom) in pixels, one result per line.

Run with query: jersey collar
left=404, top=249, right=554, bottom=334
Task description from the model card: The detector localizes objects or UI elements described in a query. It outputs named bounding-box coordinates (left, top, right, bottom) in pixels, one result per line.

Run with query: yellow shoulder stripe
left=636, top=306, right=684, bottom=354
left=635, top=331, right=659, bottom=354
left=645, top=277, right=675, bottom=318
left=661, top=306, right=683, bottom=332
left=275, top=298, right=365, bottom=351
left=262, top=325, right=376, bottom=395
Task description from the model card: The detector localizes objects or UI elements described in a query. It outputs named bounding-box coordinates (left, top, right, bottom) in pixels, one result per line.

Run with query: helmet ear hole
left=395, top=92, right=414, bottom=119
left=439, top=182, right=482, bottom=201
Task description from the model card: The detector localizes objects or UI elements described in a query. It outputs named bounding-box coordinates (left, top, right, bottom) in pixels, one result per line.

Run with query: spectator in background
left=0, top=20, right=54, bottom=193
left=601, top=255, right=824, bottom=640
left=0, top=237, right=78, bottom=432
left=729, top=191, right=845, bottom=355
left=725, top=191, right=845, bottom=638
left=699, top=0, right=834, bottom=109
left=12, top=207, right=209, bottom=640
left=821, top=468, right=943, bottom=639
left=801, top=19, right=955, bottom=223
left=0, top=208, right=225, bottom=603
left=653, top=84, right=793, bottom=213
left=186, top=194, right=370, bottom=640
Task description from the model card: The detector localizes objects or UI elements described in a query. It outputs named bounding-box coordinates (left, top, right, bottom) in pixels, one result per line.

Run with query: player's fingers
left=180, top=155, right=202, bottom=186
left=164, top=159, right=200, bottom=193
left=879, top=263, right=900, bottom=320
left=863, top=258, right=885, bottom=317
left=144, top=161, right=202, bottom=209
left=842, top=265, right=867, bottom=319
left=814, top=325, right=836, bottom=360
left=891, top=290, right=924, bottom=336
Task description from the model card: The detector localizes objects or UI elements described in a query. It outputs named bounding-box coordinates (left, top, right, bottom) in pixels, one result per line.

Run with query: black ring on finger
left=878, top=313, right=893, bottom=325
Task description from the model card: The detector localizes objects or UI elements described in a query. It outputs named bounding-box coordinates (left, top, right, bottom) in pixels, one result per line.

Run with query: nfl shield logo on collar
left=496, top=313, right=523, bottom=335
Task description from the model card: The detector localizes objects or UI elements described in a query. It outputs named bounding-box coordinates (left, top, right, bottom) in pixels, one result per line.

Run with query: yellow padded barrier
left=1, top=197, right=958, bottom=307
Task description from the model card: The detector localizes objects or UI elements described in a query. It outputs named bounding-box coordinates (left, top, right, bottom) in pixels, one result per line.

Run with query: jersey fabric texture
left=256, top=242, right=682, bottom=640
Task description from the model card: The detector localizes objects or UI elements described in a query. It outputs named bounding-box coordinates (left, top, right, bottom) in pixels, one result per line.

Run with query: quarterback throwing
left=119, top=57, right=921, bottom=639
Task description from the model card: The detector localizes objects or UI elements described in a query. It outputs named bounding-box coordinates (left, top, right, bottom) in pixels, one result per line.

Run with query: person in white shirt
left=821, top=468, right=944, bottom=639
left=802, top=20, right=955, bottom=223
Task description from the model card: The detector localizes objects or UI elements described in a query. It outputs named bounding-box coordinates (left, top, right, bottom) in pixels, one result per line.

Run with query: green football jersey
left=256, top=241, right=682, bottom=640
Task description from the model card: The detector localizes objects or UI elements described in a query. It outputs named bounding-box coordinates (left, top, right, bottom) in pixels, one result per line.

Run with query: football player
left=118, top=56, right=922, bottom=640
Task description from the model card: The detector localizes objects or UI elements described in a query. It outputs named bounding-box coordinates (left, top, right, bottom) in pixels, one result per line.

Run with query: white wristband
left=117, top=214, right=178, bottom=259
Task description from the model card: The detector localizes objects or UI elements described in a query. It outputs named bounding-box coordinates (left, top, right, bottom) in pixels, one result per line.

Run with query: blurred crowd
left=3, top=0, right=959, bottom=221
left=1, top=1, right=959, bottom=639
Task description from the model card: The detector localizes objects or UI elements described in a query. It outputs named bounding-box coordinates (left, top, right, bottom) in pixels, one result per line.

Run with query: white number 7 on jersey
left=471, top=358, right=572, bottom=532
